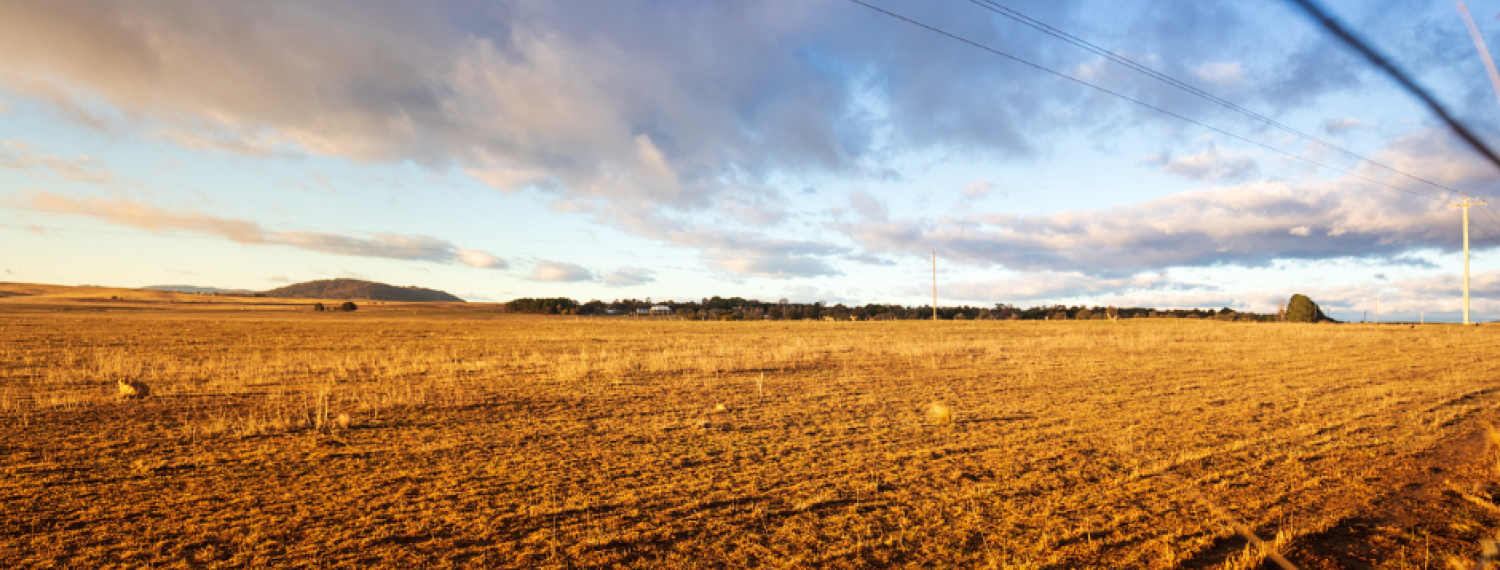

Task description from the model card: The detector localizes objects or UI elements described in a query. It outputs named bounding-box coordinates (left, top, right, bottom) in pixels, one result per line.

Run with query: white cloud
left=456, top=249, right=507, bottom=269
left=528, top=260, right=593, bottom=282
left=1289, top=226, right=1311, bottom=236
left=1142, top=144, right=1258, bottom=182
left=1193, top=62, right=1246, bottom=86
left=962, top=179, right=996, bottom=198
left=1325, top=117, right=1373, bottom=135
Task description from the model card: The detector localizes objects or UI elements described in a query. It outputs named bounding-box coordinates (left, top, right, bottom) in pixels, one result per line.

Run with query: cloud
left=1142, top=144, right=1259, bottom=182
left=14, top=190, right=509, bottom=268
left=603, top=266, right=655, bottom=287
left=0, top=140, right=115, bottom=183
left=1192, top=62, right=1246, bottom=86
left=456, top=248, right=507, bottom=269
left=1324, top=117, right=1374, bottom=135
left=0, top=0, right=1444, bottom=280
left=943, top=271, right=1215, bottom=303
left=962, top=179, right=996, bottom=199
left=842, top=130, right=1493, bottom=276
left=528, top=261, right=593, bottom=282
left=268, top=275, right=290, bottom=283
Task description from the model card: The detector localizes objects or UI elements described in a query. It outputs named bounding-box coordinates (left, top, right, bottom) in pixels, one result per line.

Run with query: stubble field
left=4, top=308, right=1500, bottom=569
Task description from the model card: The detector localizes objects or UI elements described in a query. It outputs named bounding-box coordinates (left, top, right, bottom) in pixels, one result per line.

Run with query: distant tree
left=340, top=301, right=358, bottom=312
left=1284, top=294, right=1327, bottom=323
left=506, top=297, right=579, bottom=314
left=313, top=303, right=326, bottom=312
left=1076, top=308, right=1093, bottom=320
left=1106, top=306, right=1119, bottom=320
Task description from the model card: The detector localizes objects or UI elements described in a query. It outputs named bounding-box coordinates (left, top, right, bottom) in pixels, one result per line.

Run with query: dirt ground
left=3, top=308, right=1500, bottom=568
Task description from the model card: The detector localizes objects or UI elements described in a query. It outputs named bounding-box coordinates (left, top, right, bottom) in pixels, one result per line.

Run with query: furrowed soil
left=4, top=310, right=1500, bottom=569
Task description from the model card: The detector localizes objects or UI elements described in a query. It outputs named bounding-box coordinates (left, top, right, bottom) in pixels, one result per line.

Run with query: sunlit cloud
left=0, top=141, right=115, bottom=183
left=13, top=190, right=509, bottom=268
left=528, top=260, right=593, bottom=282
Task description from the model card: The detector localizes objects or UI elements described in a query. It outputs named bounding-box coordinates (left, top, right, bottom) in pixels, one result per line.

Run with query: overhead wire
left=962, top=0, right=1473, bottom=200
left=836, top=0, right=1500, bottom=246
left=1285, top=0, right=1500, bottom=170
left=1281, top=0, right=1500, bottom=246
left=964, top=0, right=1500, bottom=246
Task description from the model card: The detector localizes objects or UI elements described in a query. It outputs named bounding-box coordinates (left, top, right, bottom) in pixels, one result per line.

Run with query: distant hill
left=262, top=279, right=464, bottom=302
left=144, top=285, right=255, bottom=295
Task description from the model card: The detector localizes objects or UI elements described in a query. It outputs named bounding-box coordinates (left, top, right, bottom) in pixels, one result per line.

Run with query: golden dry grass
left=4, top=306, right=1500, bottom=568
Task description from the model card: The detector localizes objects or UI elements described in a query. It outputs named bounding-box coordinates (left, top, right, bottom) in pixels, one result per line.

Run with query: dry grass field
left=5, top=302, right=1500, bottom=568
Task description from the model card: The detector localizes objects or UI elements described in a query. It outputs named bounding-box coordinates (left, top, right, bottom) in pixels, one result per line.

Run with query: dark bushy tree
left=1284, top=294, right=1326, bottom=323
left=506, top=298, right=579, bottom=314
left=340, top=301, right=358, bottom=312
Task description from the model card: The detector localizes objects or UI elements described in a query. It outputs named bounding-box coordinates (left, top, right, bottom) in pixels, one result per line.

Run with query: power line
left=962, top=0, right=1472, bottom=201
left=836, top=0, right=1449, bottom=204
left=957, top=0, right=1500, bottom=247
left=1284, top=0, right=1500, bottom=171
left=837, top=0, right=1500, bottom=247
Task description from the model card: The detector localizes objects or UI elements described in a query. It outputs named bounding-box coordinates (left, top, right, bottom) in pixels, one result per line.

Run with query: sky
left=4, top=0, right=1500, bottom=321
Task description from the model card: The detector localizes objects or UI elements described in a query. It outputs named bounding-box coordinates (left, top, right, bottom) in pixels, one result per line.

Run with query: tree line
left=504, top=294, right=1335, bottom=323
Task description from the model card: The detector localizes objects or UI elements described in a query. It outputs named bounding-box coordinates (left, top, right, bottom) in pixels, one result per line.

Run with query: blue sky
left=3, top=0, right=1500, bottom=321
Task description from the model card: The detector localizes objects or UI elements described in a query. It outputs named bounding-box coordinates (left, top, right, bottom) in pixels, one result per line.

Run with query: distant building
left=636, top=305, right=674, bottom=316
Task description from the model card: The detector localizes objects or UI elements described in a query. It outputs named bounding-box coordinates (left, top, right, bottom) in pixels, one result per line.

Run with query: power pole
left=924, top=249, right=936, bottom=321
left=1451, top=195, right=1487, bottom=324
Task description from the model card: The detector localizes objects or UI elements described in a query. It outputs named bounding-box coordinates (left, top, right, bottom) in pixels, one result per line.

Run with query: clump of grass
left=116, top=379, right=151, bottom=400
left=924, top=402, right=953, bottom=425
left=335, top=413, right=351, bottom=430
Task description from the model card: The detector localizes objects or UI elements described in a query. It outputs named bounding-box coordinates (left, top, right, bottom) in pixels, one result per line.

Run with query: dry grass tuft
left=115, top=379, right=150, bottom=400
left=7, top=312, right=1500, bottom=567
left=924, top=401, right=953, bottom=425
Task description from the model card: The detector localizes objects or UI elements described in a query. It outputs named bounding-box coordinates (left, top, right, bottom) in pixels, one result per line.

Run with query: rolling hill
left=262, top=279, right=464, bottom=302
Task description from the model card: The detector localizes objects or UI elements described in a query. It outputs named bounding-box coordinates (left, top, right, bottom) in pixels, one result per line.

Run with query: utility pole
left=924, top=249, right=936, bottom=321
left=1451, top=195, right=1487, bottom=324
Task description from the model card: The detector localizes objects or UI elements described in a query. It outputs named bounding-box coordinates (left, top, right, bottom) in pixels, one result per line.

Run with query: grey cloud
left=604, top=266, right=655, bottom=287
left=0, top=0, right=1443, bottom=280
left=843, top=130, right=1492, bottom=276
left=14, top=189, right=509, bottom=267
left=844, top=253, right=895, bottom=266
left=943, top=271, right=1216, bottom=303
